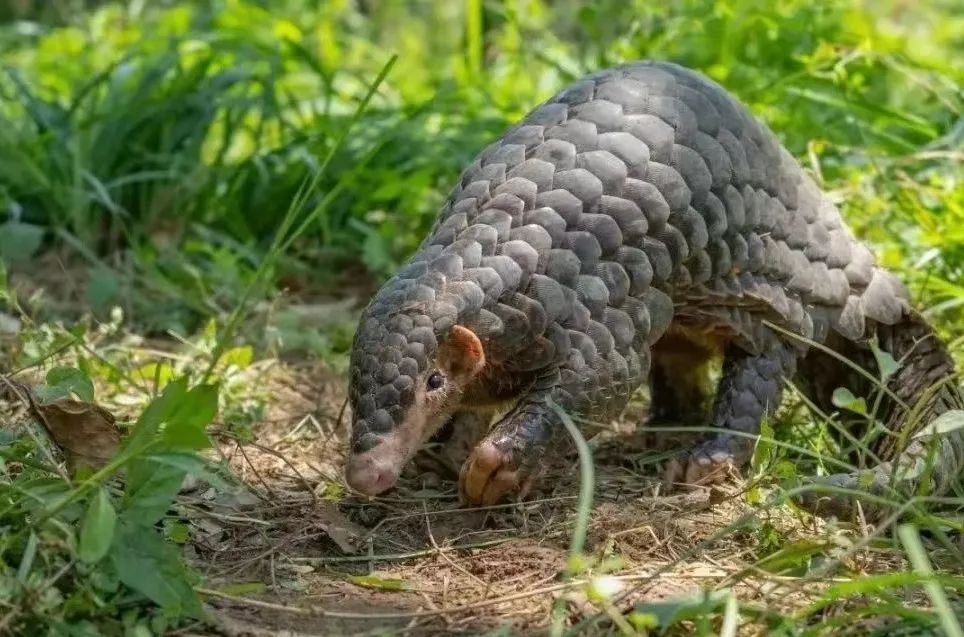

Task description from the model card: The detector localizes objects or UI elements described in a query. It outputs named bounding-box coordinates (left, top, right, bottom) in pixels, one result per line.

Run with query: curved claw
left=663, top=439, right=742, bottom=490
left=459, top=439, right=539, bottom=505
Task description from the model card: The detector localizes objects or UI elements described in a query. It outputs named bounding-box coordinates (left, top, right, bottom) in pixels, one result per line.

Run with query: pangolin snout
left=345, top=447, right=401, bottom=496
left=345, top=429, right=411, bottom=496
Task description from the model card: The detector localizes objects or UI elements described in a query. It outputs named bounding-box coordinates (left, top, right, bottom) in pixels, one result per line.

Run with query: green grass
left=1, top=0, right=960, bottom=332
left=0, top=0, right=962, bottom=634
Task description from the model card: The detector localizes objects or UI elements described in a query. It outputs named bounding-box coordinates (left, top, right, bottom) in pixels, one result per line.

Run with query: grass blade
left=550, top=400, right=595, bottom=637
left=897, top=524, right=964, bottom=637
left=201, top=54, right=398, bottom=382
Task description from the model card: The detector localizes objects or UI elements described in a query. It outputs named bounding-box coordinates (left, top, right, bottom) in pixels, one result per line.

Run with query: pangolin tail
left=796, top=310, right=964, bottom=520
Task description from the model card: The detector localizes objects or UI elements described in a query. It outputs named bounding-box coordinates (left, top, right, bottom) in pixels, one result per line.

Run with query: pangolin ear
left=439, top=325, right=485, bottom=380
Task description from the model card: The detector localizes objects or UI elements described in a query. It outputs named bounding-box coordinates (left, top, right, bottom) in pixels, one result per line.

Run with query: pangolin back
left=349, top=61, right=960, bottom=516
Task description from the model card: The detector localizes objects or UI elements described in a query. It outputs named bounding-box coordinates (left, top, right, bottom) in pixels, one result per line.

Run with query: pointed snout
left=345, top=447, right=402, bottom=496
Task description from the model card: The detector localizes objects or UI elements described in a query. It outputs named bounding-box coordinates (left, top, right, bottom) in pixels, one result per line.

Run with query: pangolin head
left=345, top=270, right=485, bottom=496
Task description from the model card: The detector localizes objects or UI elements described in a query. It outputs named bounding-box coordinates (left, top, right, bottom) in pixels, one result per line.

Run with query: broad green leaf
left=110, top=518, right=203, bottom=618
left=148, top=451, right=228, bottom=489
left=158, top=384, right=218, bottom=450
left=131, top=362, right=176, bottom=390
left=125, top=378, right=218, bottom=452
left=221, top=346, right=253, bottom=369
left=35, top=366, right=95, bottom=403
left=31, top=385, right=70, bottom=404
left=832, top=387, right=868, bottom=416
left=121, top=381, right=219, bottom=526
left=125, top=378, right=189, bottom=450
left=47, top=620, right=103, bottom=637
left=0, top=221, right=43, bottom=263
left=90, top=568, right=119, bottom=594
left=164, top=520, right=190, bottom=544
left=628, top=610, right=660, bottom=630
left=122, top=458, right=185, bottom=526
left=773, top=459, right=798, bottom=480
left=348, top=574, right=411, bottom=591
left=858, top=469, right=879, bottom=488
left=870, top=340, right=899, bottom=381
left=79, top=487, right=117, bottom=563
left=913, top=410, right=964, bottom=440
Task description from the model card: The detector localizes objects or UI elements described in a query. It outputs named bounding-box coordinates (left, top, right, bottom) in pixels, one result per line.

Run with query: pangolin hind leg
left=664, top=343, right=798, bottom=487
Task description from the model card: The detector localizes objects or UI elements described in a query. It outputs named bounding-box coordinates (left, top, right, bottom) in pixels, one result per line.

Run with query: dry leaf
left=316, top=502, right=365, bottom=554
left=34, top=398, right=121, bottom=471
left=1, top=380, right=122, bottom=471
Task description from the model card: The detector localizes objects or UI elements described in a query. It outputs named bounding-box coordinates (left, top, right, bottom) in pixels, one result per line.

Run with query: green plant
left=1, top=0, right=959, bottom=341
left=0, top=371, right=221, bottom=633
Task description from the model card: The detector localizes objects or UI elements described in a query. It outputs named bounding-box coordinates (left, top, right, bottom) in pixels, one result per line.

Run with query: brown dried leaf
left=35, top=398, right=122, bottom=471
left=316, top=502, right=365, bottom=554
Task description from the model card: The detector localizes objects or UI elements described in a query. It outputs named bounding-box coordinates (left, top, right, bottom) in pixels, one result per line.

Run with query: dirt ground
left=0, top=259, right=930, bottom=636
left=176, top=361, right=906, bottom=637
left=0, top=256, right=920, bottom=636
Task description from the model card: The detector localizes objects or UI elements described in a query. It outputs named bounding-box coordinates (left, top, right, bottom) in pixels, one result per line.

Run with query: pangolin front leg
left=664, top=343, right=798, bottom=487
left=412, top=409, right=495, bottom=478
left=459, top=374, right=564, bottom=505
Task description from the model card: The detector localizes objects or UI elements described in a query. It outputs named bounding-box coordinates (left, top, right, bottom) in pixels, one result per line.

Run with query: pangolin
left=344, top=60, right=963, bottom=517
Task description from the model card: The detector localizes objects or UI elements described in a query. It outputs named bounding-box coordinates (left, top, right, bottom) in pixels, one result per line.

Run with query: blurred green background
left=1, top=0, right=962, bottom=338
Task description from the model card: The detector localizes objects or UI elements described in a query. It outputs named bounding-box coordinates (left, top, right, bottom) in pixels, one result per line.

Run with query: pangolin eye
left=427, top=371, right=445, bottom=390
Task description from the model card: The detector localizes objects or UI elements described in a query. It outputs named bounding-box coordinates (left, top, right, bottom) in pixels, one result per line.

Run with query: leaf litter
left=180, top=360, right=947, bottom=636
left=1, top=326, right=956, bottom=635
left=2, top=379, right=121, bottom=471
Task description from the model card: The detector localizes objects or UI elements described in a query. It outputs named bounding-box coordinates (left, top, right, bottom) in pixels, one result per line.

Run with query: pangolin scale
left=345, top=60, right=963, bottom=517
